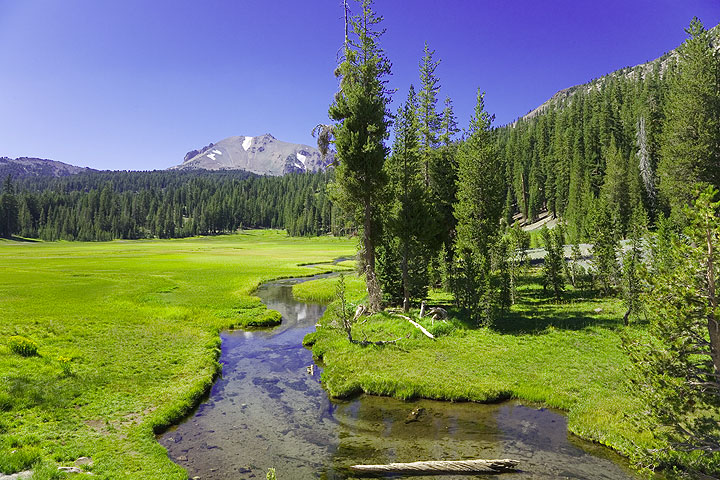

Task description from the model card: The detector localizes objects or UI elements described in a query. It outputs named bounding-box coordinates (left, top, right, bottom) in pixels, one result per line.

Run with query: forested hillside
left=496, top=22, right=720, bottom=241
left=0, top=170, right=340, bottom=240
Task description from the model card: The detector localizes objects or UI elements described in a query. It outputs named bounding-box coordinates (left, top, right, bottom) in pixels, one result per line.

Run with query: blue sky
left=0, top=0, right=718, bottom=171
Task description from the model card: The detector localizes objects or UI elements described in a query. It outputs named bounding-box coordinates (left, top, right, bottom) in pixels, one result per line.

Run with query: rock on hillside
left=171, top=134, right=334, bottom=176
left=0, top=157, right=94, bottom=178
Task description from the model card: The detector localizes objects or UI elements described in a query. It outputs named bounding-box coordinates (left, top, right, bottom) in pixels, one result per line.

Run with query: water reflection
left=159, top=272, right=644, bottom=480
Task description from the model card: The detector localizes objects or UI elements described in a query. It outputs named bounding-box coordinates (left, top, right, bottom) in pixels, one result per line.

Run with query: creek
left=159, top=267, right=645, bottom=480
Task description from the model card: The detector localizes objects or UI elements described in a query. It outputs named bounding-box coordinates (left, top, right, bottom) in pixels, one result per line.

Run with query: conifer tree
left=602, top=139, right=631, bottom=235
left=452, top=90, right=504, bottom=324
left=621, top=208, right=647, bottom=325
left=328, top=0, right=391, bottom=312
left=625, top=187, right=720, bottom=468
left=418, top=42, right=441, bottom=186
left=636, top=116, right=656, bottom=212
left=379, top=85, right=430, bottom=310
left=438, top=97, right=459, bottom=146
left=658, top=18, right=720, bottom=223
left=429, top=96, right=460, bottom=285
left=541, top=225, right=565, bottom=301
left=0, top=175, right=19, bottom=238
left=591, top=198, right=620, bottom=294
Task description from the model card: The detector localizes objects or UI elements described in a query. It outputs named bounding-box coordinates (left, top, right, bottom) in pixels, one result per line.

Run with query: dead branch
left=395, top=314, right=435, bottom=339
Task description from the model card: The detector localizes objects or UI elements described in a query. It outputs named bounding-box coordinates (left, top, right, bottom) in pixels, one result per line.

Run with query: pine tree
left=601, top=139, right=631, bottom=235
left=429, top=97, right=460, bottom=285
left=0, top=175, right=19, bottom=238
left=625, top=187, right=720, bottom=470
left=327, top=0, right=392, bottom=312
left=439, top=97, right=459, bottom=146
left=452, top=90, right=504, bottom=325
left=418, top=42, right=441, bottom=186
left=379, top=85, right=430, bottom=310
left=591, top=198, right=619, bottom=294
left=621, top=208, right=647, bottom=325
left=658, top=18, right=720, bottom=223
left=541, top=225, right=565, bottom=301
left=636, top=116, right=656, bottom=212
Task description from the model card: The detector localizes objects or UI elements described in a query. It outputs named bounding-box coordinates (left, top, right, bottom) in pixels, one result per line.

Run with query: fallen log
left=349, top=458, right=519, bottom=474
left=395, top=314, right=435, bottom=340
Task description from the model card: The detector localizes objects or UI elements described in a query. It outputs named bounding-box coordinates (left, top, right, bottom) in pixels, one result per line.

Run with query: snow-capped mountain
left=171, top=134, right=333, bottom=176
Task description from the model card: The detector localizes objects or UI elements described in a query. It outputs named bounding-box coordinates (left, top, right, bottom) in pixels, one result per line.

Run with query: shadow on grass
left=443, top=271, right=632, bottom=335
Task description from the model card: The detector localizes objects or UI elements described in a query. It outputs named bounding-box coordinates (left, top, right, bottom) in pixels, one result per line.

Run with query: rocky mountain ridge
left=0, top=156, right=95, bottom=179
left=515, top=23, right=720, bottom=125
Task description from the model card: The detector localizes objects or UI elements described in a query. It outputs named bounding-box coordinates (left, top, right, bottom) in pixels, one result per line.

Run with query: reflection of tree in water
left=323, top=398, right=643, bottom=480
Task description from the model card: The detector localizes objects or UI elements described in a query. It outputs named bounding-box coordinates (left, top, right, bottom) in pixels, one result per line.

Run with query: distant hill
left=171, top=134, right=334, bottom=176
left=0, top=156, right=94, bottom=179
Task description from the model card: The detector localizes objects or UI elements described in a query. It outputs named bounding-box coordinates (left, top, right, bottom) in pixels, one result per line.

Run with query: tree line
left=496, top=20, right=720, bottom=241
left=0, top=170, right=343, bottom=240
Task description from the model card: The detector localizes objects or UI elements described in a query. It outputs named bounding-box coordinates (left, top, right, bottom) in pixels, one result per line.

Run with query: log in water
left=350, top=458, right=519, bottom=474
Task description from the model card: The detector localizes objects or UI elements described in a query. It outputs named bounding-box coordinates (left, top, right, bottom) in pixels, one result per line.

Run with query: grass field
left=301, top=273, right=661, bottom=467
left=0, top=231, right=354, bottom=479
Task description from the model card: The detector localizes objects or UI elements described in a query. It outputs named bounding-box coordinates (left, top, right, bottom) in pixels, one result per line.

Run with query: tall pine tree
left=379, top=85, right=431, bottom=310
left=452, top=90, right=504, bottom=325
left=658, top=18, right=720, bottom=223
left=328, top=0, right=392, bottom=312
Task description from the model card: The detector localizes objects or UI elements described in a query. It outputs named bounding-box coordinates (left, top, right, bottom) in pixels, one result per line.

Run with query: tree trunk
left=402, top=237, right=410, bottom=312
left=706, top=226, right=720, bottom=381
left=364, top=197, right=382, bottom=313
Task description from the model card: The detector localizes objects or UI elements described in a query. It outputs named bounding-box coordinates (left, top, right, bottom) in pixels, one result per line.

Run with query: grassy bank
left=0, top=231, right=354, bottom=479
left=302, top=273, right=658, bottom=464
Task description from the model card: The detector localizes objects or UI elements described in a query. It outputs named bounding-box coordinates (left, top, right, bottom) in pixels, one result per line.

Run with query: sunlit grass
left=292, top=274, right=365, bottom=304
left=0, top=230, right=354, bottom=479
left=306, top=270, right=657, bottom=464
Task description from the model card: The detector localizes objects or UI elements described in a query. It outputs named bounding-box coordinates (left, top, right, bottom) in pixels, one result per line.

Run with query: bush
left=8, top=336, right=38, bottom=357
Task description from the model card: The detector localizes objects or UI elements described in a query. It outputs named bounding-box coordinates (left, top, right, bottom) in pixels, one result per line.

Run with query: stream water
left=159, top=268, right=645, bottom=480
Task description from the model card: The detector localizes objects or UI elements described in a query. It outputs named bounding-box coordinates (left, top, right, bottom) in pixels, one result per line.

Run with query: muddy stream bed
left=159, top=267, right=645, bottom=480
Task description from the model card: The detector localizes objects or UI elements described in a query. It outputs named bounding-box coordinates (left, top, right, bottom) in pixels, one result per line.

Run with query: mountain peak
left=171, top=134, right=333, bottom=176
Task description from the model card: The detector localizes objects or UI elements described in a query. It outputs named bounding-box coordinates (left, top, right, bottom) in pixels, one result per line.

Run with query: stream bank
left=159, top=268, right=645, bottom=480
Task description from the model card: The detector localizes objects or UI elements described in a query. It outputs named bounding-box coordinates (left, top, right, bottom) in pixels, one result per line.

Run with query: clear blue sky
left=1, top=0, right=718, bottom=171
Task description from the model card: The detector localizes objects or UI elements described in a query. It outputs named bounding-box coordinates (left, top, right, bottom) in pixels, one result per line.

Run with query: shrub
left=8, top=336, right=38, bottom=357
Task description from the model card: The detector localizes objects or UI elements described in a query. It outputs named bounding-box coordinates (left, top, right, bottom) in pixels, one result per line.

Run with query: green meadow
left=0, top=231, right=354, bottom=479
left=301, top=273, right=659, bottom=465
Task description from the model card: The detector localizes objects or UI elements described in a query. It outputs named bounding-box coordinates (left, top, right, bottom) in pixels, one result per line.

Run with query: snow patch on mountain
left=242, top=137, right=253, bottom=151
